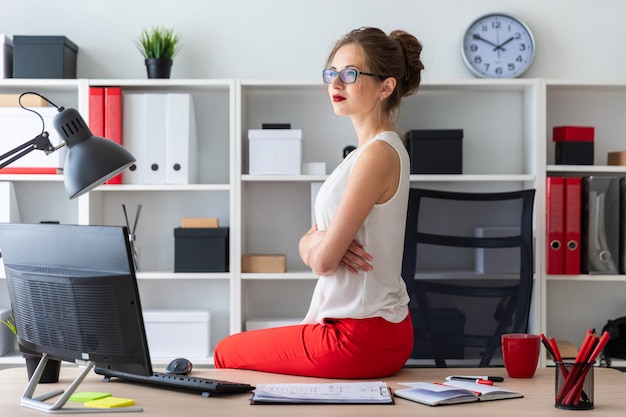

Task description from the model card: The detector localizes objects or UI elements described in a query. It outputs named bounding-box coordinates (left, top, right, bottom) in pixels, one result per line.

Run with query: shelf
left=545, top=274, right=626, bottom=282
left=136, top=271, right=231, bottom=280
left=241, top=272, right=317, bottom=280
left=547, top=165, right=626, bottom=175
left=92, top=183, right=231, bottom=192
left=0, top=174, right=63, bottom=182
left=409, top=174, right=536, bottom=182
left=241, top=174, right=328, bottom=182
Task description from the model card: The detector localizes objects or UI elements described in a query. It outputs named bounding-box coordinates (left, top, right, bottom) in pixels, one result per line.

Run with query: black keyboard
left=94, top=368, right=255, bottom=397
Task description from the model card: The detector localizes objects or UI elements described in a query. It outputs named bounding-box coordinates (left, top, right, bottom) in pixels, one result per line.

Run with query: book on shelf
left=249, top=381, right=393, bottom=405
left=394, top=380, right=522, bottom=406
left=104, top=87, right=123, bottom=184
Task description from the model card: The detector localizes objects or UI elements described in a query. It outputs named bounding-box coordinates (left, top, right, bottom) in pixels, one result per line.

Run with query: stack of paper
left=250, top=381, right=393, bottom=404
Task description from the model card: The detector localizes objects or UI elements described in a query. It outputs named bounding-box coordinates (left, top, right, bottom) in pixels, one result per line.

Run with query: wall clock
left=462, top=13, right=535, bottom=78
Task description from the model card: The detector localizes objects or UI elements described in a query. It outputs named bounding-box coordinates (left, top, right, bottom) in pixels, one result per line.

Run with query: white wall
left=1, top=0, right=625, bottom=81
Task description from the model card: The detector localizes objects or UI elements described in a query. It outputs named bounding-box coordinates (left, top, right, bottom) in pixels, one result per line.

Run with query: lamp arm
left=0, top=132, right=58, bottom=170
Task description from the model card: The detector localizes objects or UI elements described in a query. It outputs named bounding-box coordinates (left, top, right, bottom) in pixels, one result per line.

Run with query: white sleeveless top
left=302, top=131, right=411, bottom=324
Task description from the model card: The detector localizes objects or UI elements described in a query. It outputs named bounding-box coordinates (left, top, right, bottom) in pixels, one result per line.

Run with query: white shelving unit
left=2, top=77, right=621, bottom=367
left=543, top=80, right=626, bottom=350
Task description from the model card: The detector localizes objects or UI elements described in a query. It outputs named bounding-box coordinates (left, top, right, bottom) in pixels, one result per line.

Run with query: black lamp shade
left=53, top=107, right=135, bottom=199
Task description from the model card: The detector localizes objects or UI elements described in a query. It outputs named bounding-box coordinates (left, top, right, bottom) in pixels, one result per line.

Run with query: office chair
left=402, top=188, right=535, bottom=367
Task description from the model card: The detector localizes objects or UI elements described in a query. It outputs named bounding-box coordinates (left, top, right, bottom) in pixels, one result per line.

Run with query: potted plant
left=135, top=26, right=181, bottom=79
left=1, top=313, right=60, bottom=383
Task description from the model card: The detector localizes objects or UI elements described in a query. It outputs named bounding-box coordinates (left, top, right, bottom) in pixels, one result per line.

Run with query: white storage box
left=0, top=107, right=66, bottom=171
left=245, top=318, right=302, bottom=331
left=248, top=129, right=302, bottom=175
left=475, top=227, right=520, bottom=274
left=0, top=307, right=17, bottom=356
left=143, top=310, right=210, bottom=359
left=1, top=34, right=12, bottom=78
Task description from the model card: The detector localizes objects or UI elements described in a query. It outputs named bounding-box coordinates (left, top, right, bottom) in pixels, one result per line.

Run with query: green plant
left=1, top=314, right=16, bottom=335
left=135, top=26, right=181, bottom=60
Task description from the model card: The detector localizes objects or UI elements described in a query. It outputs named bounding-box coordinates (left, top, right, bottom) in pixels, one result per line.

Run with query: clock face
left=462, top=13, right=535, bottom=78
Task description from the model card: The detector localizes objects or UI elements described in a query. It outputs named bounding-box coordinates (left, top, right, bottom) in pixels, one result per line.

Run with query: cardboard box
left=143, top=310, right=210, bottom=358
left=242, top=254, right=286, bottom=273
left=406, top=129, right=463, bottom=174
left=13, top=35, right=78, bottom=79
left=608, top=151, right=626, bottom=166
left=248, top=129, right=302, bottom=175
left=245, top=318, right=302, bottom=331
left=174, top=227, right=229, bottom=272
left=181, top=217, right=219, bottom=228
left=0, top=307, right=17, bottom=356
left=1, top=34, right=12, bottom=78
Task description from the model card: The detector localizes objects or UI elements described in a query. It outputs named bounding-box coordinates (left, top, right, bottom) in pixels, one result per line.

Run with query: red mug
left=501, top=333, right=540, bottom=378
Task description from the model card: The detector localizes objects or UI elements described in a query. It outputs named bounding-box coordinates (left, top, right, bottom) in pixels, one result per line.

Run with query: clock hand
left=472, top=34, right=499, bottom=49
left=494, top=36, right=515, bottom=52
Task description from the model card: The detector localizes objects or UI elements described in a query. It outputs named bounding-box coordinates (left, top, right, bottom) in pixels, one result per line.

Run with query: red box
left=553, top=126, right=594, bottom=142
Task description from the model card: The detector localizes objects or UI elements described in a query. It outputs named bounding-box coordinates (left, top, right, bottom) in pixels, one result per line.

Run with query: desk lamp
left=0, top=92, right=135, bottom=199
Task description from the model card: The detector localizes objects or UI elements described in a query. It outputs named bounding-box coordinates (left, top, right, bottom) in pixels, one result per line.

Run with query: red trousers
left=214, top=313, right=413, bottom=379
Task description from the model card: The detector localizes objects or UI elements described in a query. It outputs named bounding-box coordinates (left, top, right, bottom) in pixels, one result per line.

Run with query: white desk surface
left=0, top=365, right=625, bottom=415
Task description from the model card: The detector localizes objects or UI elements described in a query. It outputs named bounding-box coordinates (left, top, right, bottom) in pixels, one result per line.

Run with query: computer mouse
left=165, top=357, right=193, bottom=375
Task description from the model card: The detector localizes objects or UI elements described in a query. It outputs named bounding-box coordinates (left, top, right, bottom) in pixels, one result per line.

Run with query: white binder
left=142, top=94, right=168, bottom=184
left=165, top=94, right=197, bottom=184
left=122, top=93, right=145, bottom=184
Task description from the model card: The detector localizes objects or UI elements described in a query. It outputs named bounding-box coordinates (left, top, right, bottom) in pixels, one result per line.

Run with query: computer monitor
left=0, top=222, right=149, bottom=413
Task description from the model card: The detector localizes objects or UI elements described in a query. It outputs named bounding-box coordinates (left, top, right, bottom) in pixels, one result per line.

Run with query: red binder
left=88, top=87, right=105, bottom=137
left=564, top=177, right=582, bottom=275
left=546, top=177, right=565, bottom=274
left=104, top=87, right=123, bottom=184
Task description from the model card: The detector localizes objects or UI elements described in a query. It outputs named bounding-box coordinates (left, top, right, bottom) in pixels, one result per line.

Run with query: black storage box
left=406, top=129, right=463, bottom=174
left=410, top=307, right=466, bottom=359
left=13, top=36, right=78, bottom=79
left=174, top=227, right=229, bottom=272
left=555, top=141, right=594, bottom=165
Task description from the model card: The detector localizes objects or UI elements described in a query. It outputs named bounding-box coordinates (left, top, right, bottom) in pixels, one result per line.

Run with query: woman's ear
left=380, top=77, right=397, bottom=99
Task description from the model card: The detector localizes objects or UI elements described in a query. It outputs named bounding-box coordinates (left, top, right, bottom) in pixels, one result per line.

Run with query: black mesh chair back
left=402, top=188, right=535, bottom=367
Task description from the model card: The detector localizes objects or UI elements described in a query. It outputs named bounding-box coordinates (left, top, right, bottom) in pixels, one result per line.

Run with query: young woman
left=214, top=27, right=424, bottom=379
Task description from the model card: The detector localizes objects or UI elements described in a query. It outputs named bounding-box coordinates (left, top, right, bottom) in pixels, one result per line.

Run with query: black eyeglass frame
left=322, top=68, right=381, bottom=84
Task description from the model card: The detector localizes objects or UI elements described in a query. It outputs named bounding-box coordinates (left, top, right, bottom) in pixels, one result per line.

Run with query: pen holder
left=554, top=361, right=594, bottom=410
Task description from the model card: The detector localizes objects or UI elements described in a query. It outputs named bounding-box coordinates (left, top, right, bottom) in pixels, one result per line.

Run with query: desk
left=0, top=366, right=625, bottom=415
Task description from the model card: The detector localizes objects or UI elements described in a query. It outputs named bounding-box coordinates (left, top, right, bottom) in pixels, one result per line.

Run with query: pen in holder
left=542, top=330, right=610, bottom=411
left=554, top=361, right=594, bottom=410
left=122, top=204, right=142, bottom=271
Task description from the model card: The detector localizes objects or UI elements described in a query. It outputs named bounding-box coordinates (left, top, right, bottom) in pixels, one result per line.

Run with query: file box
left=13, top=35, right=78, bottom=78
left=143, top=310, right=210, bottom=358
left=406, top=129, right=463, bottom=174
left=248, top=129, right=302, bottom=175
left=174, top=227, right=229, bottom=272
left=553, top=126, right=594, bottom=165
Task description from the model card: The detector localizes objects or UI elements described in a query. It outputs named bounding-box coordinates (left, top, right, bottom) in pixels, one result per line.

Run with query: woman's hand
left=340, top=240, right=373, bottom=274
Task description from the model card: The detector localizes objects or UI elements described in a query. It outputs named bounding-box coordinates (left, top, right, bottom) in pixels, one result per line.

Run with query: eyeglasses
left=322, top=68, right=380, bottom=84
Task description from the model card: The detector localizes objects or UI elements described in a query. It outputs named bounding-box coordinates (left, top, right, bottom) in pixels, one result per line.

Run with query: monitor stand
left=20, top=353, right=143, bottom=413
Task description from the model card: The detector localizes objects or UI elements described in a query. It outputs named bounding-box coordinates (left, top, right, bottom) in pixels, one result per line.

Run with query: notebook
left=394, top=380, right=523, bottom=406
